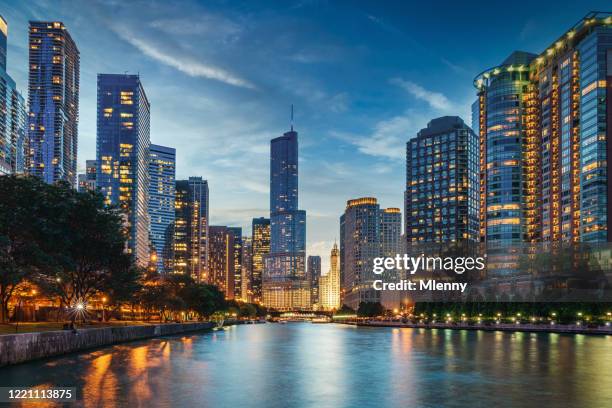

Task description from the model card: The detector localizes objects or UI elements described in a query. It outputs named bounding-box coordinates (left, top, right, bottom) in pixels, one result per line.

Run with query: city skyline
left=1, top=0, right=611, bottom=271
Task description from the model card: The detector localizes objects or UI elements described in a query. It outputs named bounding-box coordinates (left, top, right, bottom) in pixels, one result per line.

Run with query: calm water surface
left=1, top=323, right=611, bottom=407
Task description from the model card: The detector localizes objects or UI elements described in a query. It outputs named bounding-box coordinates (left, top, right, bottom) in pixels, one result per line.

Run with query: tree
left=357, top=302, right=384, bottom=317
left=335, top=304, right=355, bottom=316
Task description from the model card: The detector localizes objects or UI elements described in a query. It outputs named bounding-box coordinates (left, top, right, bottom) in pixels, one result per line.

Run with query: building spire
left=290, top=104, right=294, bottom=131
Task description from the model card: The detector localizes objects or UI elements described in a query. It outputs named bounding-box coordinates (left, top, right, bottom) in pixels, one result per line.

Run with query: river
left=1, top=323, right=611, bottom=407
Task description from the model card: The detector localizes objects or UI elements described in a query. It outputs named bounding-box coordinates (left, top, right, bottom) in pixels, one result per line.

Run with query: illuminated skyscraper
left=228, top=227, right=243, bottom=299
left=474, top=12, right=612, bottom=243
left=251, top=217, right=270, bottom=303
left=263, top=125, right=309, bottom=310
left=174, top=177, right=209, bottom=282
left=77, top=159, right=97, bottom=192
left=27, top=21, right=79, bottom=186
left=96, top=74, right=150, bottom=266
left=319, top=244, right=340, bottom=311
left=148, top=144, right=176, bottom=274
left=241, top=237, right=253, bottom=302
left=405, top=117, right=479, bottom=243
left=0, top=15, right=26, bottom=176
left=208, top=226, right=235, bottom=299
left=307, top=255, right=321, bottom=307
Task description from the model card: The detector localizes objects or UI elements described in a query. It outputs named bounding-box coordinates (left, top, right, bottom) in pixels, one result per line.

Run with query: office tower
left=241, top=237, right=253, bottom=302
left=96, top=74, right=150, bottom=266
left=307, top=255, right=321, bottom=307
left=340, top=197, right=382, bottom=310
left=27, top=21, right=79, bottom=186
left=0, top=15, right=26, bottom=176
left=251, top=217, right=270, bottom=303
left=228, top=227, right=243, bottom=299
left=405, top=117, right=479, bottom=243
left=208, top=226, right=235, bottom=299
left=263, top=125, right=309, bottom=310
left=77, top=159, right=97, bottom=193
left=474, top=12, right=612, bottom=243
left=319, top=243, right=341, bottom=311
left=148, top=144, right=176, bottom=274
left=174, top=177, right=209, bottom=281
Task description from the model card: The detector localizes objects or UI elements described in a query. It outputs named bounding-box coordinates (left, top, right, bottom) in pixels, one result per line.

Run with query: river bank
left=340, top=320, right=612, bottom=335
left=0, top=321, right=215, bottom=367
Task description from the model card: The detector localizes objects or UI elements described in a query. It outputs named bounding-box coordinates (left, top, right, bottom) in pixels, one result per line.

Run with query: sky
left=1, top=0, right=610, bottom=272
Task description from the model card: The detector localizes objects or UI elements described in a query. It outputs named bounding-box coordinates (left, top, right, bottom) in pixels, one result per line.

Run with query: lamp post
left=102, top=297, right=107, bottom=322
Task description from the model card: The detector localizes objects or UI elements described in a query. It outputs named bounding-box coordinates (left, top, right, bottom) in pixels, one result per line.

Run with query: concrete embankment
left=342, top=321, right=612, bottom=335
left=0, top=322, right=214, bottom=367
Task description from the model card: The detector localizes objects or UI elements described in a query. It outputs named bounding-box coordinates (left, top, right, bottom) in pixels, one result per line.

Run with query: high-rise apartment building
left=148, top=144, right=176, bottom=273
left=319, top=244, right=340, bottom=311
left=0, top=15, right=26, bottom=176
left=241, top=237, right=253, bottom=302
left=251, top=217, right=270, bottom=303
left=174, top=177, right=209, bottom=282
left=405, top=117, right=479, bottom=243
left=96, top=74, right=150, bottom=266
left=27, top=21, right=79, bottom=186
left=228, top=227, right=243, bottom=299
left=77, top=159, right=97, bottom=192
left=307, top=255, right=321, bottom=307
left=208, top=226, right=235, bottom=299
left=474, top=13, right=612, bottom=243
left=263, top=126, right=309, bottom=310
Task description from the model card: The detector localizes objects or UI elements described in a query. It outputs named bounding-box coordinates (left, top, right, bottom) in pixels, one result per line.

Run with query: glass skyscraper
left=405, top=116, right=479, bottom=243
left=96, top=74, right=150, bottom=266
left=228, top=227, right=243, bottom=299
left=148, top=144, right=176, bottom=274
left=0, top=15, right=26, bottom=176
left=263, top=127, right=309, bottom=310
left=251, top=217, right=270, bottom=303
left=474, top=12, right=612, bottom=243
left=307, top=255, right=321, bottom=307
left=174, top=177, right=209, bottom=282
left=27, top=21, right=79, bottom=186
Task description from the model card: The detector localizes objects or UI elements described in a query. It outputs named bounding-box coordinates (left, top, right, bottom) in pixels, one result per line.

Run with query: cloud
left=112, top=25, right=257, bottom=90
left=390, top=78, right=452, bottom=111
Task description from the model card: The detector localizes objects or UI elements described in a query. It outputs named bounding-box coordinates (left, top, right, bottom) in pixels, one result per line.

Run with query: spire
left=290, top=104, right=294, bottom=131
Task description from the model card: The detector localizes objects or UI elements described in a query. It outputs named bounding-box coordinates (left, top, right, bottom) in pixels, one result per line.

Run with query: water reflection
left=1, top=324, right=611, bottom=407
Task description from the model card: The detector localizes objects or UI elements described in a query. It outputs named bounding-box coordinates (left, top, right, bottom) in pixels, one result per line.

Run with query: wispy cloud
left=390, top=78, right=452, bottom=111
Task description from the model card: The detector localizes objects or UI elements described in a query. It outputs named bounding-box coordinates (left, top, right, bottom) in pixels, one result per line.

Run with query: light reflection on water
left=1, top=324, right=611, bottom=408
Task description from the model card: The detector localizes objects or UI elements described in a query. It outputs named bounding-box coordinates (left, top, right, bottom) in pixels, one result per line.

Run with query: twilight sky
left=1, top=0, right=609, bottom=271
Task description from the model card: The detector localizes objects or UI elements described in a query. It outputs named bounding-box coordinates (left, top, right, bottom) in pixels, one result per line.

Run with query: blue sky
left=1, top=0, right=610, bottom=270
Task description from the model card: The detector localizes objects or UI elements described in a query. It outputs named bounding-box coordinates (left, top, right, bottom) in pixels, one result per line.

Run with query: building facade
left=405, top=116, right=479, bottom=243
left=208, top=226, right=235, bottom=299
left=307, top=255, right=321, bottom=308
left=241, top=237, right=253, bottom=302
left=474, top=13, right=612, bottom=243
left=174, top=177, right=209, bottom=282
left=251, top=217, right=270, bottom=303
left=27, top=21, right=79, bottom=186
left=77, top=159, right=97, bottom=193
left=148, top=144, right=176, bottom=274
left=228, top=227, right=243, bottom=300
left=319, top=244, right=340, bottom=311
left=263, top=127, right=309, bottom=310
left=96, top=74, right=150, bottom=266
left=0, top=15, right=26, bottom=176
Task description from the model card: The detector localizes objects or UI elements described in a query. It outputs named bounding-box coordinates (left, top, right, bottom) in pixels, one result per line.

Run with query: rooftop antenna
left=290, top=104, right=294, bottom=131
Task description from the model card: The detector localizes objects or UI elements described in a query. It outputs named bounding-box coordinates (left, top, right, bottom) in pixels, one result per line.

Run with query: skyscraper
left=241, top=237, right=253, bottom=302
left=405, top=117, right=479, bottom=243
left=148, top=144, right=176, bottom=274
left=77, top=159, right=96, bottom=193
left=319, top=243, right=340, bottom=311
left=263, top=126, right=309, bottom=310
left=208, top=226, right=235, bottom=299
left=307, top=255, right=321, bottom=307
left=0, top=15, right=26, bottom=176
left=251, top=217, right=270, bottom=303
left=474, top=13, right=612, bottom=243
left=27, top=21, right=79, bottom=186
left=96, top=74, right=150, bottom=266
left=174, top=177, right=209, bottom=282
left=228, top=227, right=243, bottom=299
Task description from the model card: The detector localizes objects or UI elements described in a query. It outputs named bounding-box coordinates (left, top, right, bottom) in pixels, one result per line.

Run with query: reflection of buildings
left=474, top=13, right=612, bottom=244
left=263, top=125, right=309, bottom=310
left=148, top=144, right=176, bottom=274
left=405, top=117, right=479, bottom=243
left=0, top=15, right=26, bottom=176
left=340, top=197, right=401, bottom=309
left=208, top=226, right=235, bottom=299
left=307, top=255, right=321, bottom=308
left=174, top=177, right=209, bottom=282
left=27, top=21, right=79, bottom=186
left=96, top=74, right=150, bottom=266
left=251, top=217, right=270, bottom=303
left=228, top=227, right=243, bottom=299
left=319, top=244, right=340, bottom=311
